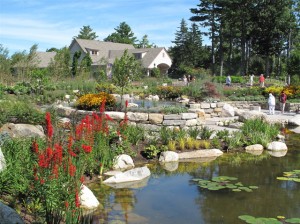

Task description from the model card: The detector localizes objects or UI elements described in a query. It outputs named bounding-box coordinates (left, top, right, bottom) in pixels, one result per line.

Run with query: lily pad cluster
left=277, top=170, right=300, bottom=183
left=238, top=215, right=300, bottom=224
left=193, top=176, right=259, bottom=192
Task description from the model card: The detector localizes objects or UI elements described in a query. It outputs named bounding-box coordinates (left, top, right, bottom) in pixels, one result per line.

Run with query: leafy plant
left=123, top=125, right=145, bottom=145
left=167, top=140, right=177, bottom=151
left=144, top=145, right=160, bottom=159
left=199, top=126, right=214, bottom=140
left=239, top=215, right=300, bottom=224
left=187, top=127, right=202, bottom=139
left=277, top=170, right=300, bottom=182
left=193, top=176, right=259, bottom=192
left=178, top=138, right=185, bottom=150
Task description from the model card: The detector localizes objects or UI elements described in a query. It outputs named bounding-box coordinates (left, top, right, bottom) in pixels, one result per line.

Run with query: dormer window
left=133, top=53, right=142, bottom=59
left=91, top=50, right=98, bottom=55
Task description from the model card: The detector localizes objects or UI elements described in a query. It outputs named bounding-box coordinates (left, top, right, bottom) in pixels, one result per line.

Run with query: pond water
left=88, top=133, right=300, bottom=224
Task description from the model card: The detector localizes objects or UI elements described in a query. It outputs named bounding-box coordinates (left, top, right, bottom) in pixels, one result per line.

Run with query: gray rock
left=267, top=141, right=288, bottom=151
left=221, top=103, right=235, bottom=117
left=105, top=111, right=125, bottom=120
left=103, top=166, right=151, bottom=184
left=288, top=115, right=300, bottom=126
left=113, top=154, right=135, bottom=170
left=148, top=113, right=164, bottom=124
left=245, top=144, right=264, bottom=151
left=178, top=149, right=223, bottom=160
left=0, top=202, right=25, bottom=224
left=0, top=123, right=45, bottom=138
left=238, top=111, right=267, bottom=122
left=181, top=113, right=197, bottom=120
left=127, top=112, right=148, bottom=121
left=159, top=151, right=179, bottom=163
left=80, top=185, right=100, bottom=209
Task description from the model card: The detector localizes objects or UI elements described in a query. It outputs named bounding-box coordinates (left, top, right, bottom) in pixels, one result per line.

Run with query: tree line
left=0, top=0, right=299, bottom=83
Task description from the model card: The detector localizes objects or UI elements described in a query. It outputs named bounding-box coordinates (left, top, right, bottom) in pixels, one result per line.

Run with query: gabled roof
left=36, top=52, right=56, bottom=68
left=13, top=51, right=56, bottom=68
left=109, top=48, right=166, bottom=67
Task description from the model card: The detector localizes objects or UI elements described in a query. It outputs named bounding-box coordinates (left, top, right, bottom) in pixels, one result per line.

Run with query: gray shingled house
left=12, top=51, right=56, bottom=75
left=69, top=38, right=172, bottom=77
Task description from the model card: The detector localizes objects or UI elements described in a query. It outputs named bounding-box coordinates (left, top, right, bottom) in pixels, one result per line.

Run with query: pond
left=88, top=132, right=300, bottom=224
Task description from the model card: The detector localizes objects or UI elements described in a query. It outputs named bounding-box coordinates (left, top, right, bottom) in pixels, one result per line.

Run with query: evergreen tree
left=75, top=25, right=98, bottom=40
left=136, top=35, right=155, bottom=48
left=190, top=0, right=222, bottom=76
left=104, top=22, right=137, bottom=45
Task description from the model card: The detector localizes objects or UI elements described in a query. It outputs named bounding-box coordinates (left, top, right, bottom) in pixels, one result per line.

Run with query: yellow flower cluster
left=76, top=92, right=116, bottom=111
left=265, top=85, right=300, bottom=98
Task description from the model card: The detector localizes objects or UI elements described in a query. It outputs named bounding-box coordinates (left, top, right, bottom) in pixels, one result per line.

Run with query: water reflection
left=88, top=133, right=300, bottom=224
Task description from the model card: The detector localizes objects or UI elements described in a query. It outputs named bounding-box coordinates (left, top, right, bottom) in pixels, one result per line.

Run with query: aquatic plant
left=277, top=170, right=300, bottom=183
left=193, top=176, right=258, bottom=192
left=239, top=215, right=300, bottom=224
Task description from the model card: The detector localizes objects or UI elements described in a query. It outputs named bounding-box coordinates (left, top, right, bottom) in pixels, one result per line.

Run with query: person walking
left=279, top=91, right=287, bottom=114
left=268, top=93, right=276, bottom=115
left=259, top=74, right=265, bottom=87
left=226, top=75, right=231, bottom=86
left=250, top=74, right=254, bottom=86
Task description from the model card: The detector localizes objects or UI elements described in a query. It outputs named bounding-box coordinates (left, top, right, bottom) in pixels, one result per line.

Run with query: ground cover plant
left=193, top=176, right=259, bottom=192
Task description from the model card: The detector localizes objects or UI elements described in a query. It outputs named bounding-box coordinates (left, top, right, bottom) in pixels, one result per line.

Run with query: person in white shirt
left=268, top=93, right=276, bottom=115
left=250, top=74, right=254, bottom=86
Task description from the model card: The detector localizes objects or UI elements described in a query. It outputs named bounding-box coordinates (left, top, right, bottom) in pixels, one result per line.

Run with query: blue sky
left=0, top=0, right=207, bottom=55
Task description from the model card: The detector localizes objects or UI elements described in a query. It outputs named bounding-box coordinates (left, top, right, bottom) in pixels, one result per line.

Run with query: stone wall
left=54, top=101, right=300, bottom=131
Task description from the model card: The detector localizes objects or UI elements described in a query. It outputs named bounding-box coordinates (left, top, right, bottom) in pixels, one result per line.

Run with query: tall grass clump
left=241, top=118, right=280, bottom=147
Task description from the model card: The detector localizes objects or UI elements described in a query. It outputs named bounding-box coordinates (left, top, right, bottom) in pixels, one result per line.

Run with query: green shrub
left=241, top=118, right=279, bottom=147
left=161, top=105, right=188, bottom=114
left=0, top=100, right=45, bottom=126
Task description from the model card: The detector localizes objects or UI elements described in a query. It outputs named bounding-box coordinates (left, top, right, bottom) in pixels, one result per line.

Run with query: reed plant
left=178, top=138, right=185, bottom=151
left=186, top=137, right=195, bottom=150
left=241, top=118, right=279, bottom=147
left=167, top=140, right=177, bottom=151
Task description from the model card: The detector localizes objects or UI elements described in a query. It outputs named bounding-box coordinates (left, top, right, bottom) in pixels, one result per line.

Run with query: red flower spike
left=45, top=112, right=53, bottom=139
left=100, top=99, right=106, bottom=113
left=82, top=144, right=92, bottom=153
left=32, top=141, right=39, bottom=154
left=75, top=191, right=80, bottom=208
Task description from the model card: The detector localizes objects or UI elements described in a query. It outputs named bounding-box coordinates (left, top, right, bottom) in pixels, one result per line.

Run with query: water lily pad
left=277, top=170, right=300, bottom=183
left=238, top=215, right=282, bottom=224
left=193, top=176, right=257, bottom=192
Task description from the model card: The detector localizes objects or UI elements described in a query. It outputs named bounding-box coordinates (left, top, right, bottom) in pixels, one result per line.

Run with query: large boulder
left=245, top=144, right=264, bottom=155
left=221, top=104, right=235, bottom=117
left=267, top=141, right=288, bottom=151
left=113, top=154, right=135, bottom=170
left=288, top=115, right=300, bottom=126
left=80, top=185, right=100, bottom=210
left=238, top=111, right=267, bottom=122
left=0, top=123, right=45, bottom=138
left=103, top=166, right=151, bottom=184
left=178, top=149, right=223, bottom=160
left=0, top=202, right=25, bottom=224
left=159, top=151, right=179, bottom=163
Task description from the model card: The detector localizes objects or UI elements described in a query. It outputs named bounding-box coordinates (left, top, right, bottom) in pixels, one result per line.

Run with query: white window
left=91, top=50, right=98, bottom=55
